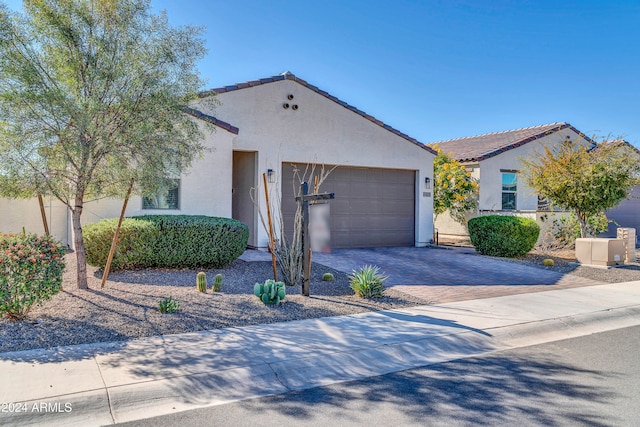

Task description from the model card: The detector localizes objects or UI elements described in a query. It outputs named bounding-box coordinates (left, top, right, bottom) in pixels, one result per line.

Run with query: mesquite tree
left=521, top=138, right=640, bottom=238
left=0, top=0, right=210, bottom=289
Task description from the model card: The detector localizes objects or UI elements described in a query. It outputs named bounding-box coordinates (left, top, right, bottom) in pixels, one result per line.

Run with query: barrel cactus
left=253, top=279, right=286, bottom=305
left=213, top=274, right=223, bottom=292
left=196, top=272, right=207, bottom=293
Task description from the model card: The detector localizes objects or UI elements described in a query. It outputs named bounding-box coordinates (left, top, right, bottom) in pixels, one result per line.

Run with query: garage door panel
left=349, top=198, right=383, bottom=214
left=384, top=201, right=415, bottom=215
left=382, top=182, right=414, bottom=198
left=282, top=164, right=415, bottom=248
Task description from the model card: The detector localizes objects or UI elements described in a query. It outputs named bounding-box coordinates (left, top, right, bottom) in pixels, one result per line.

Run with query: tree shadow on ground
left=228, top=352, right=620, bottom=427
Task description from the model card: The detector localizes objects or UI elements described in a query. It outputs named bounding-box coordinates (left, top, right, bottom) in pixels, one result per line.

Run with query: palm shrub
left=0, top=233, right=66, bottom=320
left=468, top=215, right=540, bottom=258
left=349, top=265, right=388, bottom=298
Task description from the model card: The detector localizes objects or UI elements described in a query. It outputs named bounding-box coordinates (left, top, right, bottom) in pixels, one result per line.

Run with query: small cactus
left=213, top=274, right=223, bottom=292
left=196, top=271, right=207, bottom=293
left=254, top=279, right=286, bottom=305
left=322, top=272, right=335, bottom=282
left=542, top=258, right=555, bottom=267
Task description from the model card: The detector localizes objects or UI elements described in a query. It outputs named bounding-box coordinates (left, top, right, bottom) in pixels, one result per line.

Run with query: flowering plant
left=0, top=233, right=66, bottom=320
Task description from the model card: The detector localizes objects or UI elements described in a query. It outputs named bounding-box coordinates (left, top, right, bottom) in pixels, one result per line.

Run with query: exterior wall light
left=267, top=169, right=276, bottom=183
left=425, top=177, right=431, bottom=189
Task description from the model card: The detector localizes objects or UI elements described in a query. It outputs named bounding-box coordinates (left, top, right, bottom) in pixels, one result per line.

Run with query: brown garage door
left=281, top=164, right=415, bottom=248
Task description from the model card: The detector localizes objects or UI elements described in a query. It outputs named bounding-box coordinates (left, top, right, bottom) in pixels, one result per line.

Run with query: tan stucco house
left=0, top=72, right=436, bottom=249
left=430, top=122, right=593, bottom=238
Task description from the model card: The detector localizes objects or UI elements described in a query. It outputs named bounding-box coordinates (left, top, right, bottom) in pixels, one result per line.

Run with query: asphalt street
left=116, top=325, right=640, bottom=427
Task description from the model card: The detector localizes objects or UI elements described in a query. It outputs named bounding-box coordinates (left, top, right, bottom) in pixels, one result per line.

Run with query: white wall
left=0, top=197, right=69, bottom=245
left=195, top=79, right=435, bottom=248
left=0, top=122, right=236, bottom=248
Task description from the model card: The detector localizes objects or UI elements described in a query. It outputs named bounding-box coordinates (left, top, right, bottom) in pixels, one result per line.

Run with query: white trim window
left=501, top=172, right=517, bottom=210
left=142, top=179, right=180, bottom=210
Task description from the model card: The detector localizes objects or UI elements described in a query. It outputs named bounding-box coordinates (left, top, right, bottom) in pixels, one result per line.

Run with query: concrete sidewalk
left=2, top=281, right=640, bottom=427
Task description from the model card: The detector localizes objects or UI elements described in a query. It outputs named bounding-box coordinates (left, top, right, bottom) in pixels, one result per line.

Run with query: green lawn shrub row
left=84, top=215, right=248, bottom=270
left=468, top=215, right=540, bottom=258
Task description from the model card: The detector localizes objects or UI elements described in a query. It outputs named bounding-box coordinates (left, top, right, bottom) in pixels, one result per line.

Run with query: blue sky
left=5, top=0, right=640, bottom=147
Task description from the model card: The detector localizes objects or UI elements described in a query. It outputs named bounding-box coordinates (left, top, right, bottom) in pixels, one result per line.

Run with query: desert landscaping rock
left=0, top=254, right=429, bottom=353
left=2, top=248, right=639, bottom=354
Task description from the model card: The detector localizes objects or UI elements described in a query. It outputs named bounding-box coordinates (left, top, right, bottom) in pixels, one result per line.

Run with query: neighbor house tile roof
left=430, top=122, right=592, bottom=162
left=199, top=71, right=436, bottom=155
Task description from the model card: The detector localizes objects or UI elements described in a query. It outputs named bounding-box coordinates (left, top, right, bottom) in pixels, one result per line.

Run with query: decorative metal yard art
left=296, top=182, right=334, bottom=296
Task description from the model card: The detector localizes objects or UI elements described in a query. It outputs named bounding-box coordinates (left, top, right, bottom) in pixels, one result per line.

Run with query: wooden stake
left=101, top=178, right=134, bottom=289
left=263, top=173, right=278, bottom=281
left=37, top=194, right=50, bottom=236
left=301, top=182, right=310, bottom=296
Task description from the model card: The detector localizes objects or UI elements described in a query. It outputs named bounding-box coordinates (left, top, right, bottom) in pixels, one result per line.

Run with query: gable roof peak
left=199, top=72, right=436, bottom=155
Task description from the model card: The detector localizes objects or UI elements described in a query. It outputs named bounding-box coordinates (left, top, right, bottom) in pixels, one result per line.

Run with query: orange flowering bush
left=0, top=233, right=66, bottom=320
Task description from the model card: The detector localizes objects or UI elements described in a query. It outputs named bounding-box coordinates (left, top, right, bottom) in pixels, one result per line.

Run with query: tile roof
left=199, top=71, right=436, bottom=155
left=430, top=122, right=593, bottom=162
left=182, top=107, right=239, bottom=135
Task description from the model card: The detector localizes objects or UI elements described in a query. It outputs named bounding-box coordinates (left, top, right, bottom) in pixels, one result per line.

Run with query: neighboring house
left=0, top=72, right=436, bottom=249
left=430, top=122, right=593, bottom=238
left=603, top=184, right=640, bottom=241
left=601, top=141, right=640, bottom=240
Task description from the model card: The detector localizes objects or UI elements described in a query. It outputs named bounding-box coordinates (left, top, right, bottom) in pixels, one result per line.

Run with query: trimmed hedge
left=468, top=215, right=540, bottom=258
left=84, top=215, right=248, bottom=270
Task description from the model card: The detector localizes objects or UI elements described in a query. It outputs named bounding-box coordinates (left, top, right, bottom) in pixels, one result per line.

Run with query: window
left=142, top=179, right=180, bottom=210
left=501, top=172, right=517, bottom=210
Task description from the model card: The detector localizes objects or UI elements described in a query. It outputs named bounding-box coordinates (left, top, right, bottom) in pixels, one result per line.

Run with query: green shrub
left=322, top=272, right=335, bottom=282
left=213, top=274, right=223, bottom=292
left=84, top=218, right=158, bottom=269
left=0, top=233, right=66, bottom=320
left=84, top=215, right=249, bottom=270
left=253, top=279, right=286, bottom=305
left=542, top=258, right=555, bottom=267
left=349, top=265, right=388, bottom=298
left=468, top=215, right=540, bottom=258
left=158, top=296, right=180, bottom=313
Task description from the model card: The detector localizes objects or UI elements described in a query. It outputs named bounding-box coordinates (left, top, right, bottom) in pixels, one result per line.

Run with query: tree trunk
left=71, top=203, right=88, bottom=289
left=577, top=211, right=588, bottom=238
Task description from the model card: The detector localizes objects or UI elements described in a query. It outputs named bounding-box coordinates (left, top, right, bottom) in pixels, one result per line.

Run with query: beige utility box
left=575, top=238, right=626, bottom=266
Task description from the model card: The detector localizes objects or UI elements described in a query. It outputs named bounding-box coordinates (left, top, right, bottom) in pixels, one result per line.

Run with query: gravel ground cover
left=0, top=255, right=429, bottom=353
left=2, top=247, right=639, bottom=354
left=510, top=248, right=640, bottom=284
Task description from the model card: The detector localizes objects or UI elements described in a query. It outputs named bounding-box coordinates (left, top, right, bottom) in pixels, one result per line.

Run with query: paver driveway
left=311, top=246, right=604, bottom=303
